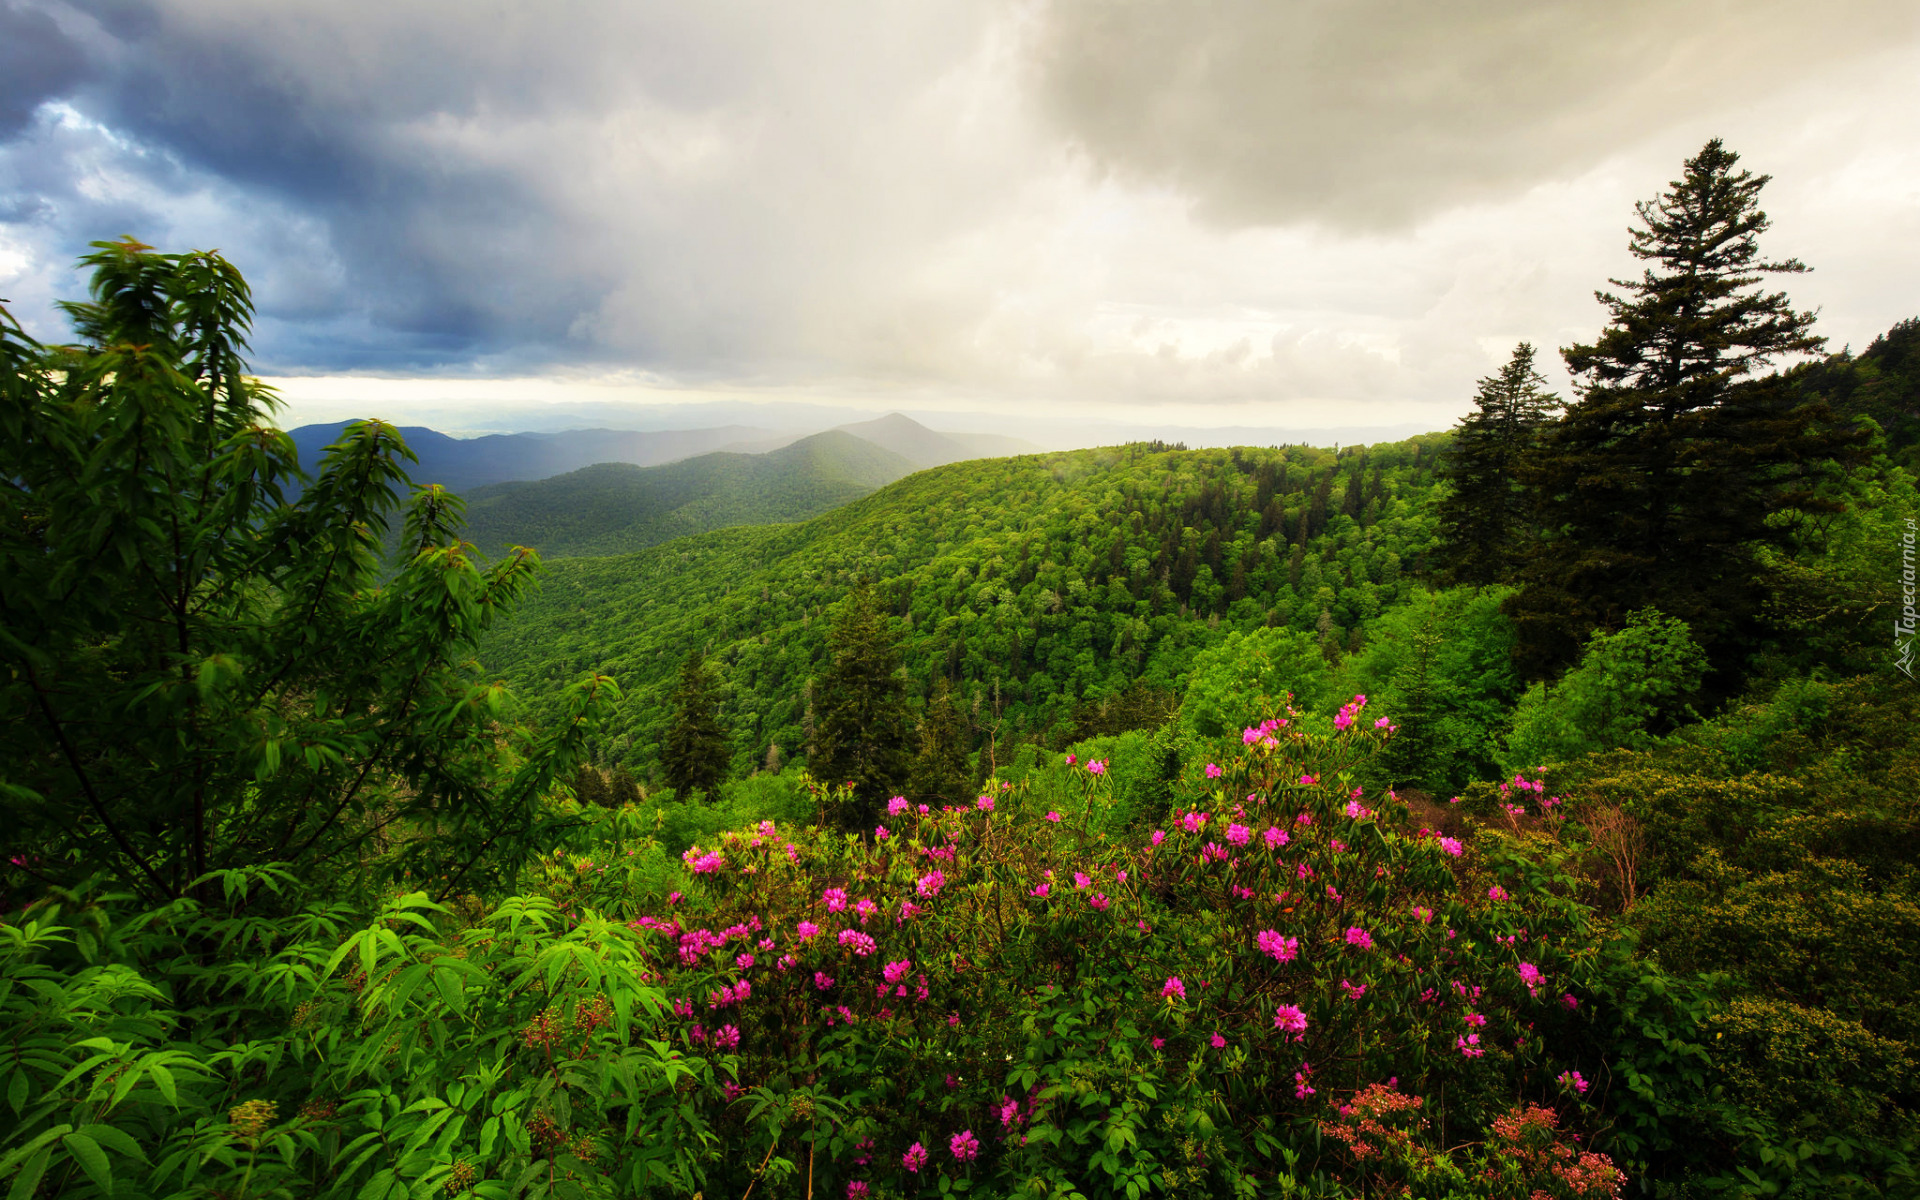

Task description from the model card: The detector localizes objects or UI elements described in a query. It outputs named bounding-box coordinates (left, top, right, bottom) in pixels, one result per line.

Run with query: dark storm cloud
left=0, top=2, right=87, bottom=136
left=1031, top=0, right=1920, bottom=231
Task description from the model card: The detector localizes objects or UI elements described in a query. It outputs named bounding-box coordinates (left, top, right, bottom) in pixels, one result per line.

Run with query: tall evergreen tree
left=908, top=676, right=972, bottom=806
left=572, top=765, right=611, bottom=809
left=1431, top=343, right=1559, bottom=586
left=810, top=579, right=911, bottom=830
left=1507, top=139, right=1863, bottom=679
left=660, top=650, right=729, bottom=801
left=607, top=766, right=642, bottom=808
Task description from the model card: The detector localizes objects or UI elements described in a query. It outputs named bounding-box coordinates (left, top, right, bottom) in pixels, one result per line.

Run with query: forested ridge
left=480, top=434, right=1449, bottom=777
left=4, top=141, right=1919, bottom=1200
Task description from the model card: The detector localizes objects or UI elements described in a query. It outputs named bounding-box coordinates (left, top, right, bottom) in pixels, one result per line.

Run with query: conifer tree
left=810, top=579, right=911, bottom=829
left=1432, top=343, right=1559, bottom=586
left=1508, top=139, right=1863, bottom=679
left=572, top=765, right=611, bottom=808
left=908, top=677, right=972, bottom=805
left=608, top=766, right=642, bottom=808
left=660, top=650, right=728, bottom=801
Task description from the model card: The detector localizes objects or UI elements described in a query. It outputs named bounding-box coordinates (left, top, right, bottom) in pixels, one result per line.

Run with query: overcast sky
left=2, top=0, right=1917, bottom=439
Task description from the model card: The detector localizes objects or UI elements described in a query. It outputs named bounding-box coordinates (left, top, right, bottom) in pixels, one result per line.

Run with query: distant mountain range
left=285, top=411, right=1040, bottom=495
left=283, top=412, right=1043, bottom=559
left=457, top=431, right=918, bottom=559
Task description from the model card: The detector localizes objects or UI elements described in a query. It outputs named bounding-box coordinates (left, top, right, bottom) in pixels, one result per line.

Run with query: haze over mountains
left=284, top=412, right=1039, bottom=496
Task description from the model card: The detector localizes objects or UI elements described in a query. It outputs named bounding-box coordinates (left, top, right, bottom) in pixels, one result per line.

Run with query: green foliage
left=479, top=439, right=1446, bottom=781
left=909, top=676, right=975, bottom=807
left=0, top=240, right=611, bottom=907
left=660, top=651, right=730, bottom=802
left=1178, top=626, right=1332, bottom=739
left=457, top=430, right=916, bottom=559
left=1503, top=609, right=1706, bottom=770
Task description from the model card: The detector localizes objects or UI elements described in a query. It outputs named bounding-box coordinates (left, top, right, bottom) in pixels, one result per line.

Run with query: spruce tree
left=1508, top=139, right=1863, bottom=679
left=608, top=766, right=642, bottom=808
left=908, top=677, right=972, bottom=806
left=572, top=765, right=611, bottom=808
left=810, top=579, right=911, bottom=830
left=1431, top=343, right=1559, bottom=587
left=660, top=650, right=729, bottom=801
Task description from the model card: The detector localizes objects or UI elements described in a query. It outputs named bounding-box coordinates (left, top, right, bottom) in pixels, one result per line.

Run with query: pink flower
left=711, top=1024, right=741, bottom=1050
left=1294, top=1061, right=1315, bottom=1099
left=1274, top=1005, right=1308, bottom=1036
left=1344, top=800, right=1370, bottom=820
left=1151, top=830, right=1166, bottom=846
left=976, top=795, right=994, bottom=812
left=838, top=929, right=877, bottom=957
left=902, top=1142, right=928, bottom=1173
left=917, top=869, right=947, bottom=898
left=1562, top=992, right=1579, bottom=1010
left=847, top=1183, right=871, bottom=1199
left=1517, top=962, right=1544, bottom=993
left=855, top=898, right=878, bottom=922
left=875, top=824, right=890, bottom=840
left=736, top=953, right=755, bottom=970
left=897, top=899, right=922, bottom=923
left=1264, top=826, right=1290, bottom=849
left=1345, top=927, right=1374, bottom=950
left=667, top=891, right=683, bottom=905
left=1030, top=882, right=1050, bottom=898
left=947, top=1013, right=959, bottom=1027
left=1152, top=1036, right=1166, bottom=1049
left=950, top=1130, right=980, bottom=1162
left=1341, top=979, right=1367, bottom=1000
left=1045, top=811, right=1062, bottom=822
left=1257, top=930, right=1299, bottom=962
left=888, top=795, right=909, bottom=815
left=1205, top=763, right=1223, bottom=779
left=1064, top=754, right=1076, bottom=765
left=1298, top=774, right=1318, bottom=786
left=824, top=888, right=848, bottom=913
left=684, top=849, right=724, bottom=874
left=1210, top=1032, right=1226, bottom=1049
left=1455, top=1033, right=1485, bottom=1058
left=918, top=804, right=929, bottom=814
left=1074, top=871, right=1092, bottom=889
left=1438, top=837, right=1463, bottom=857
left=797, top=920, right=819, bottom=940
left=1087, top=759, right=1107, bottom=776
left=883, top=959, right=912, bottom=984
left=1374, top=715, right=1392, bottom=728
left=1487, top=884, right=1509, bottom=902
left=814, top=971, right=835, bottom=990
left=1089, top=893, right=1110, bottom=911
left=1557, top=1070, right=1590, bottom=1095
left=1181, top=811, right=1206, bottom=834
left=1226, top=823, right=1251, bottom=846
left=1162, top=976, right=1186, bottom=1001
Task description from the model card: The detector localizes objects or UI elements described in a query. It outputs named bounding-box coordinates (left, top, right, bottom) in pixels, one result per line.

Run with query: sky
left=2, top=0, right=1917, bottom=442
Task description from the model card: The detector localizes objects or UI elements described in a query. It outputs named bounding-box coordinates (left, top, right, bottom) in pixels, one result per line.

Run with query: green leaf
left=6, top=1147, right=52, bottom=1200
left=60, top=1130, right=112, bottom=1193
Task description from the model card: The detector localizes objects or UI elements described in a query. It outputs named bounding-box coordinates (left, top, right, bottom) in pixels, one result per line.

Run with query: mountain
left=456, top=430, right=918, bottom=559
left=479, top=435, right=1451, bottom=778
left=830, top=412, right=1042, bottom=467
left=285, top=422, right=782, bottom=493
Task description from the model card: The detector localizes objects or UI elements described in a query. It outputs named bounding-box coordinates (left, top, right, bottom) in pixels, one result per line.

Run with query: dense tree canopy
left=1432, top=342, right=1560, bottom=587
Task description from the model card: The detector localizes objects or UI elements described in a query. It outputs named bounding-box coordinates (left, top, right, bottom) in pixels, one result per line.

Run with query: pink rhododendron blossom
left=847, top=1183, right=870, bottom=1199
left=1456, top=1033, right=1485, bottom=1058
left=1064, top=754, right=1076, bottom=765
left=1151, top=830, right=1166, bottom=846
left=1210, top=1032, right=1226, bottom=1049
left=1074, top=871, right=1092, bottom=889
left=667, top=891, right=683, bottom=905
left=1562, top=993, right=1579, bottom=1010
left=947, top=1013, right=959, bottom=1027
left=950, top=1130, right=980, bottom=1162
left=1030, top=882, right=1050, bottom=898
left=1152, top=1036, right=1165, bottom=1049
left=1517, top=962, right=1544, bottom=992
left=1274, top=1005, right=1308, bottom=1036
left=736, top=953, right=754, bottom=970
left=1089, top=893, right=1110, bottom=911
left=1226, top=823, right=1251, bottom=846
left=1488, top=884, right=1510, bottom=902
left=976, top=795, right=995, bottom=812
left=1341, top=979, right=1368, bottom=1000
left=1439, top=837, right=1464, bottom=857
left=711, top=1024, right=741, bottom=1050
left=897, top=900, right=922, bottom=923
left=684, top=849, right=724, bottom=874
left=902, top=1142, right=928, bottom=1172
left=1087, top=759, right=1107, bottom=776
left=814, top=971, right=835, bottom=991
left=1264, top=826, right=1290, bottom=849
left=1181, top=811, right=1206, bottom=833
left=1345, top=927, right=1374, bottom=950
left=888, top=796, right=909, bottom=815
left=1299, top=774, right=1318, bottom=785
left=1412, top=905, right=1433, bottom=924
left=1557, top=1070, right=1590, bottom=1095
left=999, top=1096, right=1021, bottom=1126
left=1375, top=715, right=1393, bottom=728
left=838, top=929, right=877, bottom=956
left=1205, top=763, right=1223, bottom=779
left=1293, top=1061, right=1315, bottom=1099
left=916, top=870, right=947, bottom=898
left=797, top=920, right=819, bottom=940
left=1162, top=976, right=1187, bottom=1001
left=855, top=898, right=878, bottom=922
left=823, top=888, right=848, bottom=913
left=874, top=825, right=890, bottom=840
left=883, top=959, right=912, bottom=984
left=1257, top=930, right=1299, bottom=962
left=1045, top=811, right=1062, bottom=822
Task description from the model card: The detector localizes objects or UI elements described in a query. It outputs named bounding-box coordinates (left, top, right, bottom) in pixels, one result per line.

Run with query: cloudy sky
left=2, top=0, right=1917, bottom=440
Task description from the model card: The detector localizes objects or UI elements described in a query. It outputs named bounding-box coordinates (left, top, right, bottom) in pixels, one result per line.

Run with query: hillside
left=479, top=436, right=1450, bottom=776
left=456, top=430, right=919, bottom=559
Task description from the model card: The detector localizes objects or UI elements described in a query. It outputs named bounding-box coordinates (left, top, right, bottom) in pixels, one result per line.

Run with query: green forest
left=3, top=140, right=1918, bottom=1200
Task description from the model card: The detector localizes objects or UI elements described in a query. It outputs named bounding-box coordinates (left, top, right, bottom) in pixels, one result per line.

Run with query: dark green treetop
left=907, top=676, right=973, bottom=807
left=660, top=649, right=730, bottom=801
left=1508, top=140, right=1866, bottom=679
left=1432, top=342, right=1560, bottom=587
left=0, top=239, right=613, bottom=906
left=810, top=579, right=911, bottom=829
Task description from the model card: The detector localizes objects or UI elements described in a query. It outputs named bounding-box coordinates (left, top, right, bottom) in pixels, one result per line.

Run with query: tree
left=1431, top=343, right=1560, bottom=586
left=908, top=677, right=972, bottom=805
left=1508, top=139, right=1865, bottom=679
left=1502, top=608, right=1707, bottom=770
left=573, top=765, right=611, bottom=808
left=659, top=650, right=729, bottom=801
left=0, top=239, right=613, bottom=906
left=809, top=579, right=910, bottom=829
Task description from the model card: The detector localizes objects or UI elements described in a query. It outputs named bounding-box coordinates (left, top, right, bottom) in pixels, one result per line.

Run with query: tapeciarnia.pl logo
left=1898, top=517, right=1917, bottom=680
